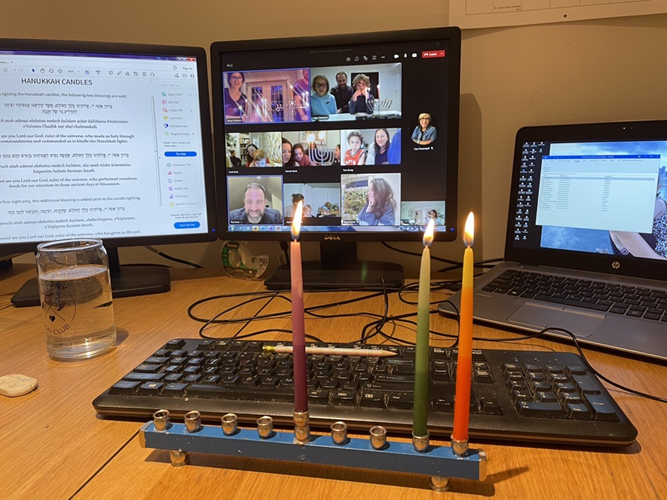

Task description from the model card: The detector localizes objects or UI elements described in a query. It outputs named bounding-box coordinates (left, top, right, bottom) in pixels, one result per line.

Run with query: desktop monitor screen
left=210, top=28, right=461, bottom=288
left=0, top=39, right=217, bottom=303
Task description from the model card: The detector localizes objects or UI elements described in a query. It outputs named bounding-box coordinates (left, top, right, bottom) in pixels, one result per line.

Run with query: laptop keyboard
left=485, top=270, right=667, bottom=321
left=93, top=338, right=637, bottom=447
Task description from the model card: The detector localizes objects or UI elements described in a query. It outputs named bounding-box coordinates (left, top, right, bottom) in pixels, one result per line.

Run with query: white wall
left=5, top=1, right=667, bottom=276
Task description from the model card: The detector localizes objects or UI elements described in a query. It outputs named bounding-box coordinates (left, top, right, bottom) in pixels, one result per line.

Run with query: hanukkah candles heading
left=452, top=212, right=475, bottom=456
left=413, top=218, right=435, bottom=448
left=290, top=201, right=308, bottom=415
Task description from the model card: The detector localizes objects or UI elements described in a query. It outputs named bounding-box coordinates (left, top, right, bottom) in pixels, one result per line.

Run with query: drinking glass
left=36, top=238, right=116, bottom=360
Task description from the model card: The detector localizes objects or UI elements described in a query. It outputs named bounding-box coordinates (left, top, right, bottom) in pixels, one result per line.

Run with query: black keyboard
left=485, top=269, right=667, bottom=321
left=93, top=338, right=637, bottom=447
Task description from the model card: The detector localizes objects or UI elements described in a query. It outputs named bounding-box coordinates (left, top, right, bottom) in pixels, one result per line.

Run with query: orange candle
left=452, top=212, right=474, bottom=448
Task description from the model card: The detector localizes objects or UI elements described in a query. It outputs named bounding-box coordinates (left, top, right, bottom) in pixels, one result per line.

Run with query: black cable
left=68, top=429, right=140, bottom=499
left=145, top=245, right=203, bottom=268
left=538, top=327, right=667, bottom=404
left=381, top=241, right=462, bottom=266
left=186, top=277, right=667, bottom=404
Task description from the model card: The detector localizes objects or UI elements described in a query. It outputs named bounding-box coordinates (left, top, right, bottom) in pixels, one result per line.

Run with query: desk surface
left=1, top=264, right=666, bottom=499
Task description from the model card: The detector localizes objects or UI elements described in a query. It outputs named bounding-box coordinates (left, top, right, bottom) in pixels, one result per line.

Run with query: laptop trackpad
left=508, top=302, right=605, bottom=338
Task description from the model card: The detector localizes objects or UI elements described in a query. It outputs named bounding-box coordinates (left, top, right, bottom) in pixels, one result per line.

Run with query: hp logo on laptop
left=611, top=261, right=621, bottom=270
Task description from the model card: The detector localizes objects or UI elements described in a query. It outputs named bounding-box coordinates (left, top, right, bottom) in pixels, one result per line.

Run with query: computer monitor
left=211, top=27, right=461, bottom=289
left=0, top=39, right=217, bottom=306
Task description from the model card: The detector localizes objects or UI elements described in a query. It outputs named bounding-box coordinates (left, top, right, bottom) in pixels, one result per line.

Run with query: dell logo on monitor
left=324, top=235, right=341, bottom=241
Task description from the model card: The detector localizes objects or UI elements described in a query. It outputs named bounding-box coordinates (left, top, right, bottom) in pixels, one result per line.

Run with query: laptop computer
left=439, top=120, right=667, bottom=361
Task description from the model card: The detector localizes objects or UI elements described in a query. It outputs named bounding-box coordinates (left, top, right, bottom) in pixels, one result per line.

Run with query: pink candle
left=290, top=201, right=308, bottom=412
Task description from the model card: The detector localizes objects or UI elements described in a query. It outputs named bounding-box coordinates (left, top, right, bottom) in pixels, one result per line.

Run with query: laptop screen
left=506, top=121, right=667, bottom=279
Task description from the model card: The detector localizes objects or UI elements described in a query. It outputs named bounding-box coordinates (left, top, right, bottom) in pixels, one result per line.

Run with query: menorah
left=309, top=147, right=335, bottom=164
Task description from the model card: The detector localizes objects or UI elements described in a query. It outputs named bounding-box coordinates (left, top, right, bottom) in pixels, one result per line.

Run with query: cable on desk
left=194, top=292, right=288, bottom=338
left=381, top=241, right=463, bottom=266
left=145, top=245, right=203, bottom=268
left=540, top=327, right=667, bottom=404
left=68, top=428, right=140, bottom=499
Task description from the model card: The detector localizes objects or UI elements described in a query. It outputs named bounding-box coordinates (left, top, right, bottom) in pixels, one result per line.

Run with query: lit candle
left=290, top=201, right=308, bottom=413
left=452, top=212, right=475, bottom=451
left=413, top=218, right=435, bottom=439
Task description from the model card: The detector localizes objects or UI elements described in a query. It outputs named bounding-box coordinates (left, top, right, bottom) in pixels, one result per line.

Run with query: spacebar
left=533, top=294, right=610, bottom=312
left=186, top=384, right=295, bottom=402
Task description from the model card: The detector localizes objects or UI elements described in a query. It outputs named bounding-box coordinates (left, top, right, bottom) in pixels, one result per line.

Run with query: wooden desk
left=1, top=264, right=666, bottom=499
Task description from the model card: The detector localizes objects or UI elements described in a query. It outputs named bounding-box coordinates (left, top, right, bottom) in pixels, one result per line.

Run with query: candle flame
left=463, top=211, right=474, bottom=247
left=423, top=218, right=435, bottom=248
left=291, top=201, right=303, bottom=240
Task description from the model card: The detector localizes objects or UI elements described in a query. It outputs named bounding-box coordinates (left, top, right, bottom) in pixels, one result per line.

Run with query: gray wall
left=5, top=1, right=667, bottom=276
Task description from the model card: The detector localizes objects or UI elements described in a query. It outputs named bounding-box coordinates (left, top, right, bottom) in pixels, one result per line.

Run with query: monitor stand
left=264, top=241, right=404, bottom=291
left=10, top=248, right=171, bottom=308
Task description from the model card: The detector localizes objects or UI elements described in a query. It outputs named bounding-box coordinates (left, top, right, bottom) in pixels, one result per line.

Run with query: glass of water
left=36, top=238, right=117, bottom=360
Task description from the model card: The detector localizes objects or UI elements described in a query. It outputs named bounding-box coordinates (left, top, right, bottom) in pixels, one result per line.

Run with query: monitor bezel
left=210, top=27, right=461, bottom=242
left=0, top=38, right=218, bottom=255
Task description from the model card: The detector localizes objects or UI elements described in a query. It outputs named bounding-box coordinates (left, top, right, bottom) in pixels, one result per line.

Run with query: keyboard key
left=387, top=392, right=414, bottom=410
left=187, top=384, right=294, bottom=402
left=165, top=339, right=185, bottom=349
left=138, top=382, right=164, bottom=396
left=359, top=390, right=384, bottom=408
left=109, top=380, right=140, bottom=395
left=572, top=375, right=601, bottom=395
left=162, top=382, right=187, bottom=396
left=307, top=389, right=330, bottom=405
left=585, top=394, right=620, bottom=422
left=479, top=398, right=503, bottom=415
left=516, top=401, right=565, bottom=418
left=134, top=363, right=162, bottom=373
left=566, top=402, right=592, bottom=420
left=123, top=372, right=165, bottom=382
left=332, top=391, right=356, bottom=406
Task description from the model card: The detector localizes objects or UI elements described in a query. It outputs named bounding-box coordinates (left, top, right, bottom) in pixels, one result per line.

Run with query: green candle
left=413, top=219, right=434, bottom=438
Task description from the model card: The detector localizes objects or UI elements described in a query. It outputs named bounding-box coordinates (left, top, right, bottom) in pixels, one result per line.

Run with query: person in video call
left=285, top=193, right=305, bottom=218
left=317, top=206, right=332, bottom=217
left=224, top=72, right=249, bottom=122
left=343, top=130, right=366, bottom=165
left=348, top=74, right=374, bottom=114
left=370, top=128, right=391, bottom=165
left=228, top=150, right=242, bottom=168
left=282, top=138, right=299, bottom=167
left=246, top=92, right=267, bottom=123
left=332, top=144, right=341, bottom=166
left=249, top=149, right=271, bottom=167
left=292, top=69, right=310, bottom=121
left=245, top=143, right=258, bottom=168
left=358, top=177, right=396, bottom=226
left=387, top=128, right=401, bottom=164
left=411, top=112, right=437, bottom=145
left=610, top=185, right=667, bottom=259
left=331, top=71, right=353, bottom=113
left=310, top=75, right=337, bottom=117
left=428, top=209, right=440, bottom=225
left=303, top=204, right=313, bottom=217
left=293, top=143, right=315, bottom=166
left=229, top=182, right=283, bottom=224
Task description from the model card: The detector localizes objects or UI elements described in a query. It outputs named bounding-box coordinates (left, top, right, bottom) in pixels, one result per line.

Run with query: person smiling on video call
left=229, top=182, right=282, bottom=224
